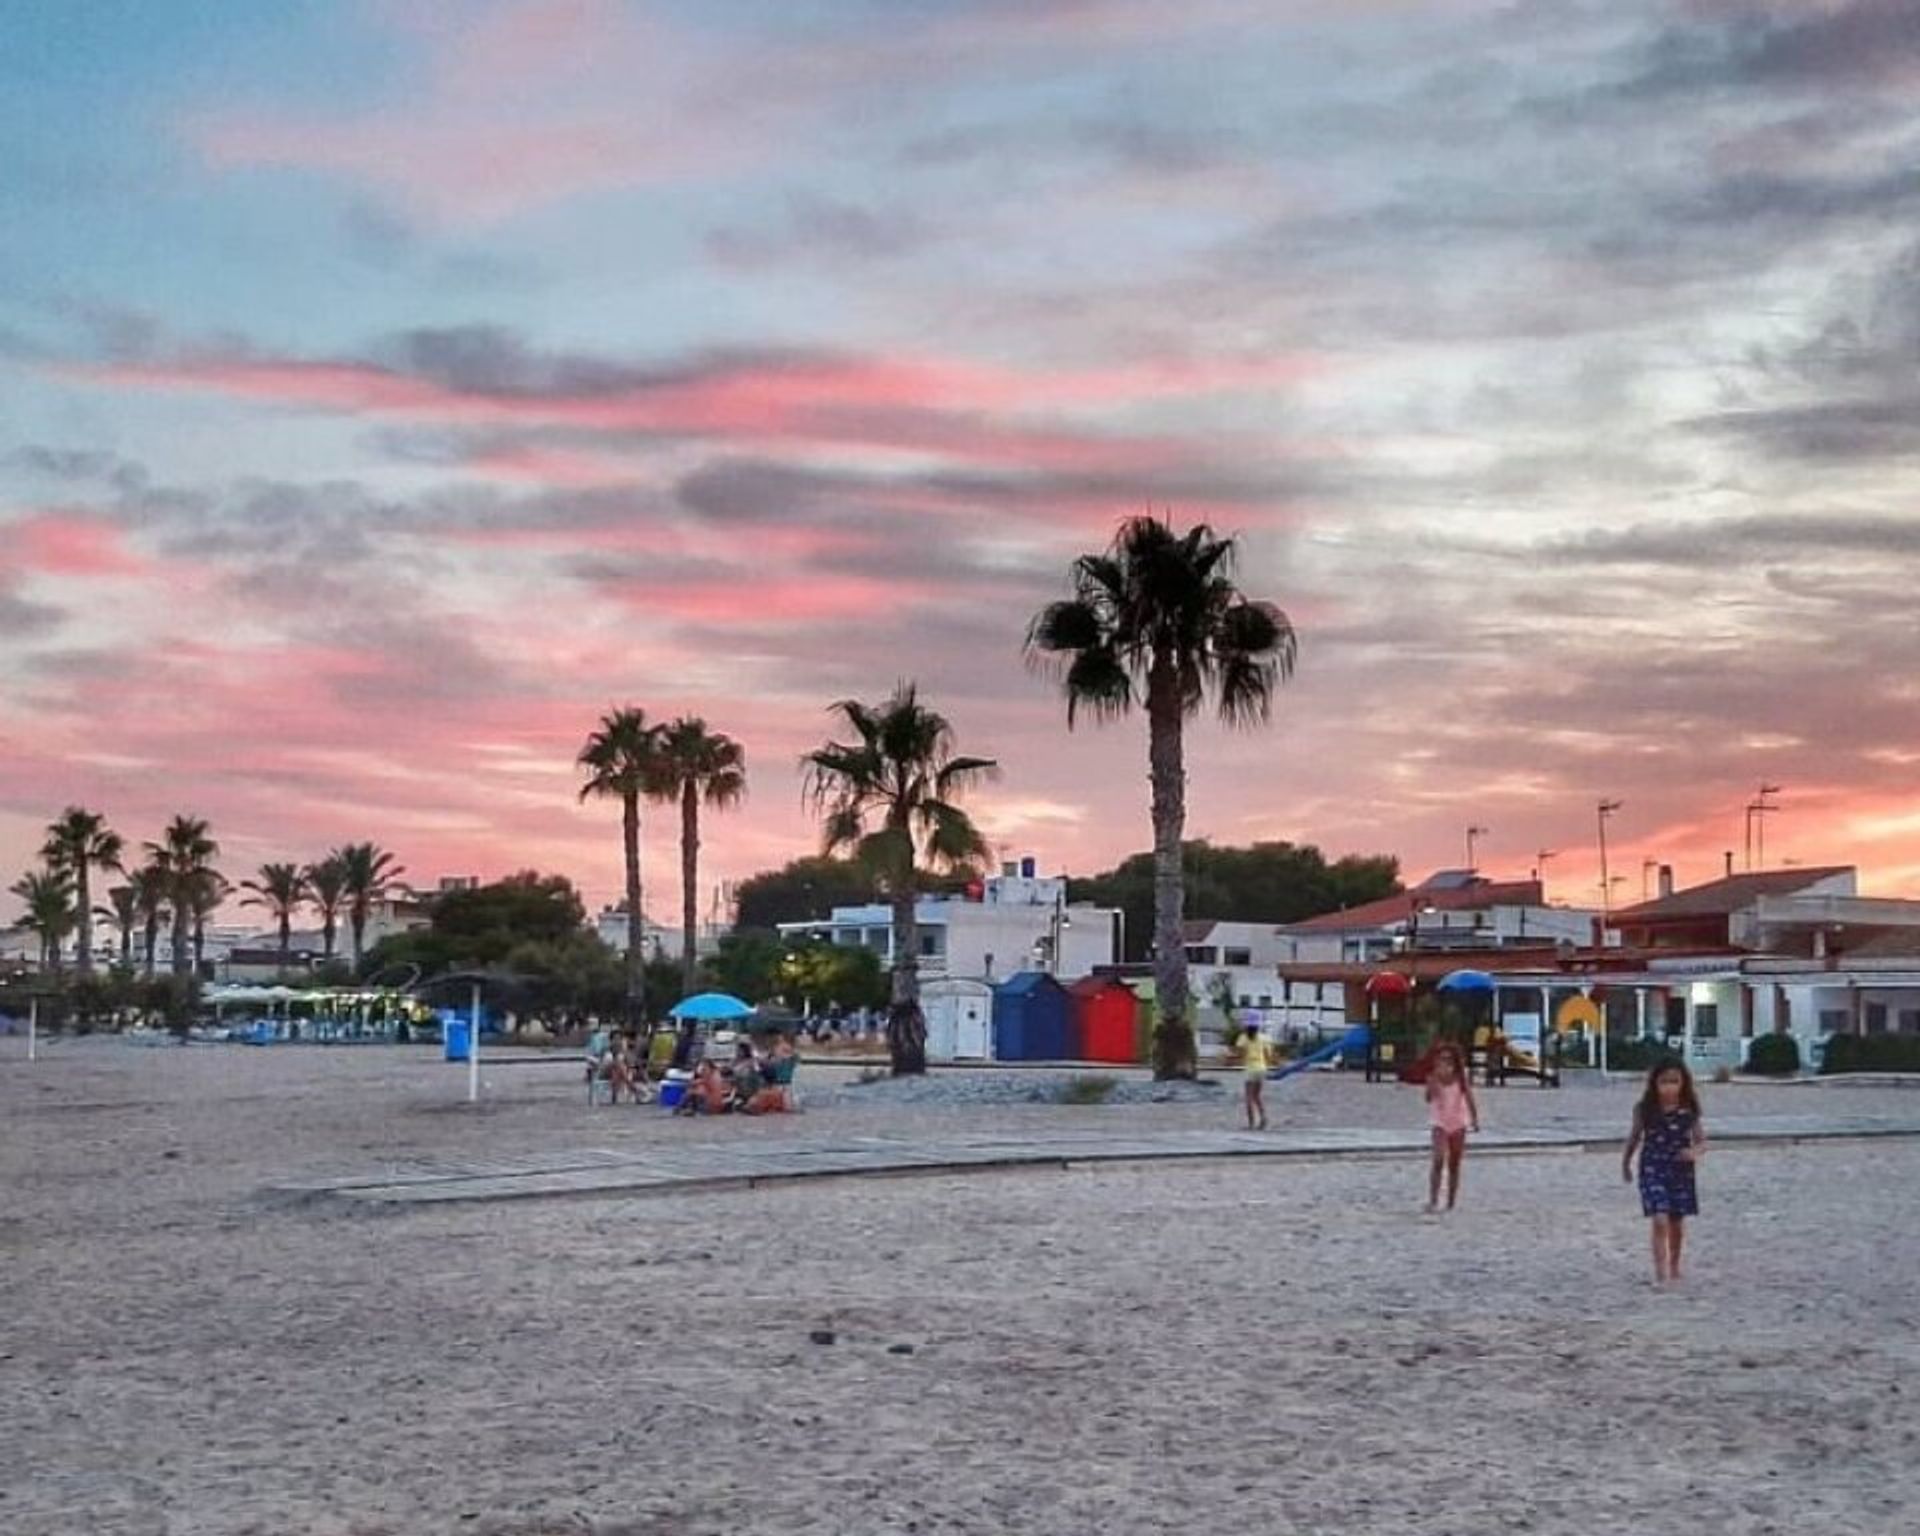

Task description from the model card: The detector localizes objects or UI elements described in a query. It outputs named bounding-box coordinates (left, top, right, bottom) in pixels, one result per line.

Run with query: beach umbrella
left=1364, top=972, right=1413, bottom=998
left=1436, top=969, right=1495, bottom=993
left=668, top=992, right=756, bottom=1022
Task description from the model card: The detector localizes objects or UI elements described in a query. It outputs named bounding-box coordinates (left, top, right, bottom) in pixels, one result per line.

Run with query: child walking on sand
left=1239, top=1023, right=1271, bottom=1130
left=1622, top=1058, right=1706, bottom=1284
left=1425, top=1042, right=1479, bottom=1211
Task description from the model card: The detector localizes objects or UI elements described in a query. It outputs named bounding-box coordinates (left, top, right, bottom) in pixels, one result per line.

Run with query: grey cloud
left=1541, top=513, right=1920, bottom=567
left=0, top=584, right=65, bottom=638
left=707, top=193, right=933, bottom=268
left=5, top=445, right=148, bottom=490
left=1621, top=0, right=1920, bottom=98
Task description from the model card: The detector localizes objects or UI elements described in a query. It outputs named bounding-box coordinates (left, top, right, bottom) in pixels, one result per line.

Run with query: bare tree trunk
left=680, top=780, right=699, bottom=999
left=623, top=791, right=645, bottom=1027
left=1147, top=667, right=1195, bottom=1080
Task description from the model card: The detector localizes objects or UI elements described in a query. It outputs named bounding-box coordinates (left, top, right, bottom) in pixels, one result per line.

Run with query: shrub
left=1820, top=1034, right=1920, bottom=1075
left=1745, top=1033, right=1801, bottom=1076
left=1057, top=1074, right=1119, bottom=1106
left=1605, top=1035, right=1668, bottom=1073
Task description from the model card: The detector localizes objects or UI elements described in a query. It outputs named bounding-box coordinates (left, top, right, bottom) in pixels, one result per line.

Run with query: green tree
left=578, top=706, right=663, bottom=1025
left=130, top=864, right=169, bottom=977
left=732, top=856, right=879, bottom=933
left=11, top=866, right=76, bottom=972
left=645, top=717, right=747, bottom=997
left=331, top=842, right=405, bottom=971
left=145, top=816, right=220, bottom=979
left=304, top=855, right=348, bottom=963
left=702, top=930, right=787, bottom=1003
left=98, top=883, right=140, bottom=970
left=1028, top=516, right=1296, bottom=1078
left=803, top=682, right=996, bottom=1075
left=42, top=807, right=123, bottom=976
left=242, top=862, right=310, bottom=975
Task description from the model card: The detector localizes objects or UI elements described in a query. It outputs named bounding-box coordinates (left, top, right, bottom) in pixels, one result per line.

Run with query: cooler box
left=659, top=1070, right=692, bottom=1109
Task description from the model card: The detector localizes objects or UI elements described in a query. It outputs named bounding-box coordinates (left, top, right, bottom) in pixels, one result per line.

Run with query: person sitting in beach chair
left=724, top=1038, right=763, bottom=1110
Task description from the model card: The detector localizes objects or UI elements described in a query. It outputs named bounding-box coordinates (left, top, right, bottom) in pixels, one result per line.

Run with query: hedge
left=1820, top=1034, right=1920, bottom=1075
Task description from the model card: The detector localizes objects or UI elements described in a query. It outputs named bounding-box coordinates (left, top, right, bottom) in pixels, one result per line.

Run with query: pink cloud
left=5, top=512, right=152, bottom=578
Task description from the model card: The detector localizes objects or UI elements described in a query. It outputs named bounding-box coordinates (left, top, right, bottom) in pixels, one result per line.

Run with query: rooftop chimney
left=1724, top=850, right=1735, bottom=878
left=1658, top=864, right=1674, bottom=899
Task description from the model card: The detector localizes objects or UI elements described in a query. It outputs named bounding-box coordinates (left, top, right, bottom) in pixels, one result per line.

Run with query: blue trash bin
left=444, top=1019, right=472, bottom=1062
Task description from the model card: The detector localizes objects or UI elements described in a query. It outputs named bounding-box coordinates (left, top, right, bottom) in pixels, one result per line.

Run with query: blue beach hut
left=992, top=971, right=1073, bottom=1062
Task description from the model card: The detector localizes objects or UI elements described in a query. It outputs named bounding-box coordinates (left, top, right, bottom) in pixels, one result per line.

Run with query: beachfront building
left=779, top=868, right=1119, bottom=985
left=593, top=904, right=717, bottom=964
left=1272, top=863, right=1920, bottom=1072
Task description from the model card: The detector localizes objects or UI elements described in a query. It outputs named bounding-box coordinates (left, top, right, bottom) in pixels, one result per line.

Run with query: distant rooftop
left=1610, top=867, right=1854, bottom=922
left=1283, top=874, right=1546, bottom=933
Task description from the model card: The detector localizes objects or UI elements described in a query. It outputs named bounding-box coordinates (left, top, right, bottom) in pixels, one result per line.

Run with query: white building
left=1279, top=870, right=1597, bottom=965
left=781, top=870, right=1119, bottom=984
left=594, top=907, right=723, bottom=964
left=1183, top=919, right=1294, bottom=1012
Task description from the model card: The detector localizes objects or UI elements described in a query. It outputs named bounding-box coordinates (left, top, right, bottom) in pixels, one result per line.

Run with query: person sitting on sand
left=726, top=1038, right=763, bottom=1109
left=675, top=1058, right=731, bottom=1116
left=743, top=1035, right=798, bottom=1114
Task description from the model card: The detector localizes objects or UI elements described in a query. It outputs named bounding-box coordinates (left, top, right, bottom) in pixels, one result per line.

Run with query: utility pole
left=1533, top=849, right=1557, bottom=899
left=1748, top=783, right=1782, bottom=870
left=1466, top=825, right=1489, bottom=872
left=1597, top=800, right=1623, bottom=916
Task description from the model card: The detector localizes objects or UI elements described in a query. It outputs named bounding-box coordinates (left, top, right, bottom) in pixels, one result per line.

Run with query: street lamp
left=1597, top=800, right=1623, bottom=916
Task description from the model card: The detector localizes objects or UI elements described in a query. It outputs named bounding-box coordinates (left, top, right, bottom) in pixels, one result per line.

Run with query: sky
left=3, top=0, right=1918, bottom=923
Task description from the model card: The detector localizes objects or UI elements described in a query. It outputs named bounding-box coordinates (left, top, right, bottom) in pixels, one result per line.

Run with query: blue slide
left=1268, top=1025, right=1372, bottom=1082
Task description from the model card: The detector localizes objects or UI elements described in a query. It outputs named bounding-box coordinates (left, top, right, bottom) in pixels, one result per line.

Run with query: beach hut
left=992, top=972, right=1073, bottom=1062
left=924, top=978, right=994, bottom=1062
left=1121, top=977, right=1158, bottom=1063
left=1070, top=976, right=1140, bottom=1064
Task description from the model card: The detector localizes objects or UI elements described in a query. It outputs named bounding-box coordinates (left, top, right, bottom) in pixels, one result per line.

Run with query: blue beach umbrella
left=1436, top=969, right=1496, bottom=994
left=668, top=992, right=756, bottom=1022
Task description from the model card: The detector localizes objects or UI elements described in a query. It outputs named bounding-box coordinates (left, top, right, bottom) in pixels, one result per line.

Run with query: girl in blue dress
left=1622, top=1059, right=1707, bottom=1284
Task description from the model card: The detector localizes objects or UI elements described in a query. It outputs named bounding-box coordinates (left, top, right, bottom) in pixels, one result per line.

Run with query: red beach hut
left=1071, top=975, right=1140, bottom=1064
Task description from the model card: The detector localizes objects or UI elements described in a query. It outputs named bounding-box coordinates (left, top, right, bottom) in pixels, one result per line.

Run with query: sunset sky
left=4, top=0, right=1917, bottom=923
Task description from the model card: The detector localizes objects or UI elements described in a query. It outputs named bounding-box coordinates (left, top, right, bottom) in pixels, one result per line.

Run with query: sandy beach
left=5, top=1039, right=1917, bottom=1535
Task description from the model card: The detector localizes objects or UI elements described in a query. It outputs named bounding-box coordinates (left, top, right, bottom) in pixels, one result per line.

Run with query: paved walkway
left=284, top=1109, right=1920, bottom=1207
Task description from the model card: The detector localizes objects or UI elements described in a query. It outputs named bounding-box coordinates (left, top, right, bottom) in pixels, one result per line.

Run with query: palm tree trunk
left=119, top=919, right=132, bottom=969
left=170, top=901, right=189, bottom=978
left=143, top=915, right=158, bottom=977
left=75, top=866, right=93, bottom=976
left=193, top=915, right=207, bottom=977
left=351, top=908, right=365, bottom=970
left=322, top=912, right=337, bottom=962
left=886, top=854, right=927, bottom=1075
left=680, top=780, right=700, bottom=998
left=278, top=912, right=292, bottom=975
left=1146, top=668, right=1195, bottom=1080
left=623, top=791, right=645, bottom=1026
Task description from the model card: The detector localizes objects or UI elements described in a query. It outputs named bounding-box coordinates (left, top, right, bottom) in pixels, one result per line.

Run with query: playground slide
left=1269, top=1025, right=1371, bottom=1082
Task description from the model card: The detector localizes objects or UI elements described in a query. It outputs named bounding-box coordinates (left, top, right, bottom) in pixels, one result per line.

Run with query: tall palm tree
left=578, top=707, right=663, bottom=1026
left=98, top=884, right=139, bottom=970
left=130, top=863, right=170, bottom=977
left=645, top=718, right=747, bottom=997
left=145, top=815, right=220, bottom=979
left=42, top=807, right=123, bottom=976
left=331, top=843, right=405, bottom=970
left=304, top=855, right=348, bottom=964
left=188, top=869, right=229, bottom=978
left=241, top=862, right=310, bottom=975
left=11, top=867, right=76, bottom=972
left=803, top=683, right=996, bottom=1074
left=1027, top=516, right=1295, bottom=1078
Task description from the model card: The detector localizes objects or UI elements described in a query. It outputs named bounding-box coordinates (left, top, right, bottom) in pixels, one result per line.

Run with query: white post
left=28, top=996, right=37, bottom=1063
left=468, top=983, right=481, bottom=1104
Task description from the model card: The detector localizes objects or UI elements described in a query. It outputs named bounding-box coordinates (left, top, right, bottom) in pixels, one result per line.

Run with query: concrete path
left=283, top=1109, right=1920, bottom=1208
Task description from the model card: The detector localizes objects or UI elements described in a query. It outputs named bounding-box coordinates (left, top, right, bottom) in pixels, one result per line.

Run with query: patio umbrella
left=668, top=992, right=755, bottom=1022
left=1436, top=969, right=1495, bottom=993
left=1365, top=972, right=1413, bottom=998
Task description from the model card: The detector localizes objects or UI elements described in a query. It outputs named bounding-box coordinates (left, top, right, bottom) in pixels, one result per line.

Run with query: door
left=956, top=999, right=990, bottom=1059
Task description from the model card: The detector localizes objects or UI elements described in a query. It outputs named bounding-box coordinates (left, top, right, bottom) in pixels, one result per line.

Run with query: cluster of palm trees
left=575, top=515, right=1293, bottom=1081
left=577, top=713, right=747, bottom=1025
left=9, top=805, right=406, bottom=983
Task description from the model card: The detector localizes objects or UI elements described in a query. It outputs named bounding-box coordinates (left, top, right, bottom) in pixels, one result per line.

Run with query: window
left=1258, top=994, right=1272, bottom=1008
left=1223, top=946, right=1253, bottom=967
left=1899, top=1010, right=1920, bottom=1035
left=1865, top=1003, right=1888, bottom=1035
left=919, top=931, right=944, bottom=958
left=1185, top=946, right=1219, bottom=965
left=1819, top=1010, right=1849, bottom=1034
left=1665, top=997, right=1687, bottom=1037
left=1693, top=1003, right=1719, bottom=1039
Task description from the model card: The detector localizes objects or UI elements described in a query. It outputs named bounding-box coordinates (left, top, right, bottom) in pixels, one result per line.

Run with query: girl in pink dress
left=1425, top=1042, right=1480, bottom=1211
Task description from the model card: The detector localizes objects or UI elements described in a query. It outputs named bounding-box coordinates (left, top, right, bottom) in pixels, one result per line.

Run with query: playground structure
left=1359, top=968, right=1565, bottom=1089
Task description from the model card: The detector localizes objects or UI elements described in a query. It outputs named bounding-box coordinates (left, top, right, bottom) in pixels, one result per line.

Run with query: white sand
left=4, top=1041, right=1917, bottom=1534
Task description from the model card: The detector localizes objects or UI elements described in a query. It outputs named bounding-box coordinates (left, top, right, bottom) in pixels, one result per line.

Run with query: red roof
left=1283, top=879, right=1544, bottom=933
left=1609, top=867, right=1852, bottom=923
